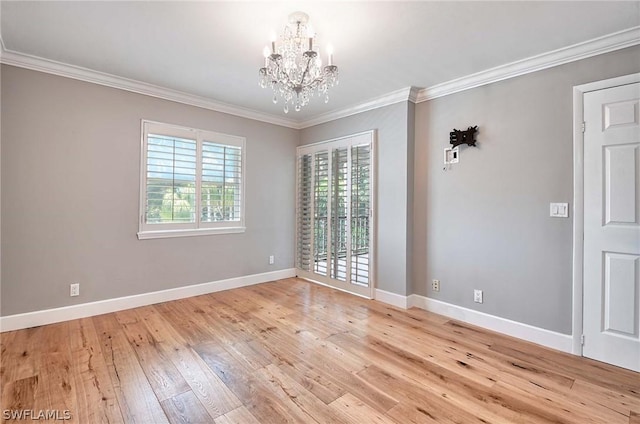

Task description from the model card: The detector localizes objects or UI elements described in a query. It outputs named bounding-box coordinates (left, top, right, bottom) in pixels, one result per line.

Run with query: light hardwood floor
left=1, top=278, right=639, bottom=423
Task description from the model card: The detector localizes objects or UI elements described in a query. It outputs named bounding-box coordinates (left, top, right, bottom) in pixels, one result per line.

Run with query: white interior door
left=583, top=82, right=640, bottom=372
left=296, top=132, right=375, bottom=298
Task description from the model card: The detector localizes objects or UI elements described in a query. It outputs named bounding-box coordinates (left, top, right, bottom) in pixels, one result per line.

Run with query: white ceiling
left=2, top=1, right=639, bottom=122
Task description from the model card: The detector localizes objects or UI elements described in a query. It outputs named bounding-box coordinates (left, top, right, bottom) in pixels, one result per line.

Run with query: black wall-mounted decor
left=449, top=126, right=478, bottom=148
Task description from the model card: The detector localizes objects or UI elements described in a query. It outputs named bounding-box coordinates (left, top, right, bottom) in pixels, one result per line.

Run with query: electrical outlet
left=269, top=255, right=275, bottom=265
left=474, top=289, right=483, bottom=304
left=432, top=279, right=440, bottom=292
left=70, top=283, right=80, bottom=297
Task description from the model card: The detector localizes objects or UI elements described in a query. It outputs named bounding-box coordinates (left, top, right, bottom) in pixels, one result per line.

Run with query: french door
left=296, top=131, right=375, bottom=298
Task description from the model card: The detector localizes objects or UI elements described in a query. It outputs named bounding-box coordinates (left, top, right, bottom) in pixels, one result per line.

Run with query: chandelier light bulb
left=270, top=33, right=277, bottom=54
left=307, top=24, right=315, bottom=51
left=326, top=44, right=334, bottom=66
left=258, top=11, right=339, bottom=113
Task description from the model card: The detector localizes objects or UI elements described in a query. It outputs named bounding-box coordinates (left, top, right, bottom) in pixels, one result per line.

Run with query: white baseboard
left=408, top=295, right=573, bottom=354
left=0, top=268, right=296, bottom=332
left=375, top=289, right=409, bottom=309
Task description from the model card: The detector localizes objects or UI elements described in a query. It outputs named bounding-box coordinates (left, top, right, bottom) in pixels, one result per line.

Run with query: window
left=138, top=120, right=245, bottom=239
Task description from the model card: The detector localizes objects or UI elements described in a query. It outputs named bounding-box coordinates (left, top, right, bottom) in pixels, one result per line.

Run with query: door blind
left=296, top=133, right=373, bottom=296
left=351, top=144, right=371, bottom=286
left=297, top=154, right=313, bottom=271
left=314, top=151, right=330, bottom=276
left=331, top=147, right=349, bottom=281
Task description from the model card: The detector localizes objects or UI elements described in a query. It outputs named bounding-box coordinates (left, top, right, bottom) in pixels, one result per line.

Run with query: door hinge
left=581, top=122, right=586, bottom=133
left=580, top=334, right=585, bottom=346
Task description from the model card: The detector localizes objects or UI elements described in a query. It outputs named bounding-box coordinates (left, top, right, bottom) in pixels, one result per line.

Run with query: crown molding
left=0, top=48, right=300, bottom=129
left=407, top=86, right=420, bottom=104
left=416, top=26, right=640, bottom=103
left=1, top=26, right=638, bottom=128
left=298, top=86, right=419, bottom=129
left=297, top=27, right=640, bottom=127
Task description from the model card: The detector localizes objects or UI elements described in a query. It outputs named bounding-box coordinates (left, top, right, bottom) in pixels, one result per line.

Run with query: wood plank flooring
left=1, top=278, right=638, bottom=423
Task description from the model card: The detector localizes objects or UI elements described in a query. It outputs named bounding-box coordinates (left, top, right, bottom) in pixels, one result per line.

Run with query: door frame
left=295, top=130, right=377, bottom=299
left=571, top=72, right=640, bottom=355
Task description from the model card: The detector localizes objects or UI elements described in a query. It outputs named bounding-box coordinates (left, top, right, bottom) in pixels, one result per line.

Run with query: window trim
left=137, top=120, right=246, bottom=240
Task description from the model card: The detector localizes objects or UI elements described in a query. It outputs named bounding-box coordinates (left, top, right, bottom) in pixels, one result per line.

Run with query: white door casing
left=583, top=82, right=640, bottom=372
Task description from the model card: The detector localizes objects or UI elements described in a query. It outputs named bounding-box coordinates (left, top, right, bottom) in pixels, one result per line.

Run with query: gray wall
left=4, top=44, right=640, bottom=332
left=413, top=45, right=640, bottom=334
left=300, top=102, right=414, bottom=296
left=1, top=65, right=298, bottom=316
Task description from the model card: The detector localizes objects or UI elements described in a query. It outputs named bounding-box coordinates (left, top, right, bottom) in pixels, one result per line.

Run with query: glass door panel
left=296, top=154, right=312, bottom=272
left=331, top=147, right=349, bottom=281
left=313, top=151, right=329, bottom=276
left=351, top=144, right=370, bottom=286
left=296, top=132, right=374, bottom=298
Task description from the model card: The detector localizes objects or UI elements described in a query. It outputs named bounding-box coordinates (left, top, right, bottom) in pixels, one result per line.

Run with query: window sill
left=137, top=226, right=246, bottom=240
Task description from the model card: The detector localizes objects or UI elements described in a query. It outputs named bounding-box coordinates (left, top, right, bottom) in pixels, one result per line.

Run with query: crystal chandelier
left=259, top=12, right=339, bottom=113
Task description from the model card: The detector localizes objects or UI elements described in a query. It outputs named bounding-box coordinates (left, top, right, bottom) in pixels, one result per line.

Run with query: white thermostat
left=444, top=146, right=459, bottom=165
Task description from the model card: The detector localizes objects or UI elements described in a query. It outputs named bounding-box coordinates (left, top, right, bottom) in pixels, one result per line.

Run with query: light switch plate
left=550, top=202, right=569, bottom=218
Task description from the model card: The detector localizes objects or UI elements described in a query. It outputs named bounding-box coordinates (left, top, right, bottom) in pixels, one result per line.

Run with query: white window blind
left=201, top=141, right=242, bottom=223
left=138, top=121, right=245, bottom=239
left=145, top=134, right=197, bottom=224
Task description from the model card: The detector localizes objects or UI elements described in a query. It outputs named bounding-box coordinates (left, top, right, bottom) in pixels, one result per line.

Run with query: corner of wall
left=0, top=62, right=3, bottom=317
left=405, top=101, right=416, bottom=298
